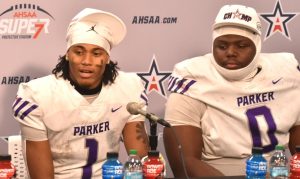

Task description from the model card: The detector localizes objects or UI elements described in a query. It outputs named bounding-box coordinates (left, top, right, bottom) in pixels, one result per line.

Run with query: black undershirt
left=67, top=76, right=102, bottom=95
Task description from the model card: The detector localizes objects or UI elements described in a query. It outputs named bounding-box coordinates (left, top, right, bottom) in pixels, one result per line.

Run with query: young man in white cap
left=163, top=4, right=300, bottom=177
left=12, top=8, right=149, bottom=178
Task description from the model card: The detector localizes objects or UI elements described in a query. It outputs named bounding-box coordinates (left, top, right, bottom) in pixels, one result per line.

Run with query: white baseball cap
left=66, top=8, right=127, bottom=55
left=213, top=4, right=261, bottom=35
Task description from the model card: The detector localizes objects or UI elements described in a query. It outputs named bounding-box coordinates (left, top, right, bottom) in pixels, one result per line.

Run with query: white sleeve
left=20, top=124, right=48, bottom=141
left=290, top=54, right=300, bottom=126
left=12, top=83, right=48, bottom=141
left=164, top=93, right=206, bottom=128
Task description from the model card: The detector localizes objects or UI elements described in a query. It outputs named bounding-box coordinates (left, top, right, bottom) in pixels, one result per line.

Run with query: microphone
left=127, top=102, right=190, bottom=179
left=126, top=102, right=171, bottom=127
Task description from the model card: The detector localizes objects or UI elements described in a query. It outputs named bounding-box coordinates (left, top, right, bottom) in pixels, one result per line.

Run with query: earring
left=65, top=55, right=69, bottom=61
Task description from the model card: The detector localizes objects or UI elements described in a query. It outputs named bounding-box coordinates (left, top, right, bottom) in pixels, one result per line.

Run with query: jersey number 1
left=82, top=139, right=98, bottom=179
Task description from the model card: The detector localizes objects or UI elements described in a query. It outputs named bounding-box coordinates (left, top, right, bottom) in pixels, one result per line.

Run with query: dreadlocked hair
left=52, top=55, right=119, bottom=85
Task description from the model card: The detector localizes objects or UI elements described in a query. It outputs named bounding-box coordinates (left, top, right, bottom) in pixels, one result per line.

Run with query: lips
left=79, top=69, right=93, bottom=78
left=222, top=59, right=240, bottom=69
left=225, top=63, right=239, bottom=69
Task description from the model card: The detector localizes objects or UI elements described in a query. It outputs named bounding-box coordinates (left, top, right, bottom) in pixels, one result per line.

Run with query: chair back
left=8, top=135, right=28, bottom=179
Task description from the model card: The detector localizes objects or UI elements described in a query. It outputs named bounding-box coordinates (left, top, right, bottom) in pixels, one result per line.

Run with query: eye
left=93, top=50, right=106, bottom=57
left=74, top=49, right=84, bottom=56
left=237, top=40, right=253, bottom=48
left=238, top=43, right=250, bottom=48
left=93, top=52, right=101, bottom=56
left=216, top=44, right=227, bottom=50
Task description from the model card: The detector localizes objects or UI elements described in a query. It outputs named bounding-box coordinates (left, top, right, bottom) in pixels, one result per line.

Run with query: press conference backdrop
left=0, top=0, right=299, bottom=177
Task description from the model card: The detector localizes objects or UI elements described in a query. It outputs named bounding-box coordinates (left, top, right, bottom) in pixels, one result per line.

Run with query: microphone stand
left=149, top=120, right=158, bottom=150
left=144, top=113, right=158, bottom=150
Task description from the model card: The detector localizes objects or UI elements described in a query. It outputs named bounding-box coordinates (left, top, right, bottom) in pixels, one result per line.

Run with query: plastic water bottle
left=246, top=147, right=267, bottom=178
left=142, top=150, right=164, bottom=179
left=290, top=146, right=300, bottom=179
left=124, top=149, right=143, bottom=179
left=269, top=145, right=288, bottom=179
left=102, top=152, right=123, bottom=179
left=0, top=155, right=16, bottom=179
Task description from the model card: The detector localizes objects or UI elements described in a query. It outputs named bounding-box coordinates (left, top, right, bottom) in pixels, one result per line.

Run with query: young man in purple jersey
left=163, top=4, right=300, bottom=177
left=12, top=8, right=149, bottom=179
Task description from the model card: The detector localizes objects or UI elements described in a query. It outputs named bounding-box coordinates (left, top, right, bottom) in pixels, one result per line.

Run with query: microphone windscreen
left=126, top=102, right=140, bottom=115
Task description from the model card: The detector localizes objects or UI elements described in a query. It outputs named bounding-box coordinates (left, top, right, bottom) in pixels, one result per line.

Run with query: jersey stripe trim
left=13, top=98, right=38, bottom=120
left=168, top=75, right=196, bottom=95
left=12, top=97, right=22, bottom=108
left=20, top=104, right=38, bottom=120
left=180, top=80, right=196, bottom=94
left=174, top=79, right=187, bottom=93
left=140, top=90, right=148, bottom=105
left=168, top=76, right=178, bottom=91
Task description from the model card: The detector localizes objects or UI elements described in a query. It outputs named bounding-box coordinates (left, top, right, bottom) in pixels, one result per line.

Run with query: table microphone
left=126, top=102, right=171, bottom=127
left=126, top=102, right=190, bottom=178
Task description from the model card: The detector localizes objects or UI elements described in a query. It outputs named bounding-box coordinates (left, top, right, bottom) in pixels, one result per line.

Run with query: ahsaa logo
left=0, top=3, right=54, bottom=39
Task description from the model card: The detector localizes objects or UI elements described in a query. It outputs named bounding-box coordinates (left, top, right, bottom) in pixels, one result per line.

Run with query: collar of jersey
left=67, top=75, right=102, bottom=95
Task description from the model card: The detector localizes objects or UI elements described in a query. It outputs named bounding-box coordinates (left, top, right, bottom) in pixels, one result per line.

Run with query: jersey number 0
left=246, top=106, right=278, bottom=153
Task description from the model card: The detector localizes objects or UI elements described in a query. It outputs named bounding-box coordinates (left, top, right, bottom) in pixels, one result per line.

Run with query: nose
left=226, top=45, right=237, bottom=56
left=81, top=54, right=92, bottom=65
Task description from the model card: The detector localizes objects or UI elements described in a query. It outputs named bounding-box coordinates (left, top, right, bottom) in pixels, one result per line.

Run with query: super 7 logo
left=0, top=19, right=50, bottom=39
left=0, top=4, right=54, bottom=39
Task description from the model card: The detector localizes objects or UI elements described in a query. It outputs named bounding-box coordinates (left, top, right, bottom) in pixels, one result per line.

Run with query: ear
left=65, top=54, right=69, bottom=61
left=106, top=56, right=110, bottom=64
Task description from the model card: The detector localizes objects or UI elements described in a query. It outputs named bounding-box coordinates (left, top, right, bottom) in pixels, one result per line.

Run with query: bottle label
left=291, top=160, right=300, bottom=170
left=102, top=166, right=123, bottom=176
left=143, top=164, right=164, bottom=178
left=270, top=166, right=288, bottom=177
left=246, top=161, right=267, bottom=176
left=124, top=171, right=143, bottom=179
left=0, top=168, right=16, bottom=178
left=290, top=159, right=300, bottom=177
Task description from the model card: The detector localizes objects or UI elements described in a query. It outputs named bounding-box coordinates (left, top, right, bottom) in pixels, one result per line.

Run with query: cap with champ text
left=213, top=4, right=261, bottom=35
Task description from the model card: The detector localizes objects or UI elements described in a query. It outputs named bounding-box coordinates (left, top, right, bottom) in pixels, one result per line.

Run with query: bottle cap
left=0, top=155, right=11, bottom=161
left=252, top=147, right=263, bottom=154
left=129, top=149, right=137, bottom=155
left=148, top=150, right=159, bottom=157
left=106, top=152, right=118, bottom=159
left=296, top=146, right=300, bottom=152
left=275, top=145, right=284, bottom=151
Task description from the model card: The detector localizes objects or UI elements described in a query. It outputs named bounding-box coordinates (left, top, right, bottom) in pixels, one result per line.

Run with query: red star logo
left=233, top=9, right=241, bottom=19
left=260, top=0, right=298, bottom=41
left=137, top=55, right=171, bottom=98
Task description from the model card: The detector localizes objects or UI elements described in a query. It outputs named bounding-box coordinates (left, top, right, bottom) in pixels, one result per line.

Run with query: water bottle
left=102, top=152, right=123, bottom=179
left=124, top=149, right=143, bottom=179
left=246, top=147, right=267, bottom=179
left=269, top=145, right=288, bottom=179
left=142, top=150, right=164, bottom=179
left=290, top=146, right=300, bottom=179
left=0, top=155, right=16, bottom=179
